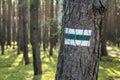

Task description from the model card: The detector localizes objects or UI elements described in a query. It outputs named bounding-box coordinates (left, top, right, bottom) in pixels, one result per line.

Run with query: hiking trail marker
left=64, top=28, right=92, bottom=47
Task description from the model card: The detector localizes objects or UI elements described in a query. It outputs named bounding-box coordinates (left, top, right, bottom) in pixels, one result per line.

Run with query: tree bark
left=30, top=0, right=42, bottom=75
left=22, top=0, right=30, bottom=65
left=101, top=3, right=108, bottom=56
left=7, top=0, right=12, bottom=46
left=0, top=0, right=1, bottom=48
left=38, top=0, right=42, bottom=46
left=1, top=0, right=7, bottom=55
left=57, top=0, right=63, bottom=30
left=43, top=0, right=50, bottom=51
left=17, top=0, right=23, bottom=54
left=49, top=0, right=54, bottom=56
left=55, top=0, right=106, bottom=80
left=49, top=0, right=58, bottom=56
left=12, top=2, right=17, bottom=48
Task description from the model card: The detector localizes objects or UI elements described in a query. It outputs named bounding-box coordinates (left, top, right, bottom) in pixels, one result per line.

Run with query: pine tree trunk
left=49, top=0, right=58, bottom=56
left=18, top=0, right=23, bottom=54
left=12, top=2, right=17, bottom=48
left=22, top=0, right=30, bottom=65
left=101, top=1, right=108, bottom=56
left=0, top=0, right=1, bottom=49
left=1, top=0, right=7, bottom=55
left=57, top=0, right=63, bottom=30
left=43, top=0, right=50, bottom=51
left=30, top=0, right=42, bottom=75
left=7, top=0, right=12, bottom=46
left=38, top=0, right=42, bottom=46
left=49, top=0, right=54, bottom=56
left=55, top=0, right=106, bottom=80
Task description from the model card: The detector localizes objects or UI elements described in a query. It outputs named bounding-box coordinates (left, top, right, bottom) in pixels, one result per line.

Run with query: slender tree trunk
left=101, top=3, right=108, bottom=56
left=7, top=0, right=12, bottom=46
left=38, top=0, right=42, bottom=47
left=0, top=0, right=1, bottom=49
left=55, top=0, right=106, bottom=80
left=12, top=2, right=17, bottom=49
left=1, top=0, right=7, bottom=55
left=49, top=0, right=54, bottom=56
left=17, top=0, right=23, bottom=54
left=43, top=0, right=50, bottom=51
left=30, top=0, right=42, bottom=75
left=49, top=0, right=58, bottom=56
left=22, top=0, right=30, bottom=65
left=57, top=0, right=63, bottom=30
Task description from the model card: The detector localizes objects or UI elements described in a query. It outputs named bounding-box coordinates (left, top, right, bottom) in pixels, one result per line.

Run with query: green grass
left=98, top=46, right=120, bottom=80
left=0, top=45, right=120, bottom=80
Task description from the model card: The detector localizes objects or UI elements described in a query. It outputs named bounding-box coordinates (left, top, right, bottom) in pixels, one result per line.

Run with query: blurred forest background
left=0, top=0, right=120, bottom=80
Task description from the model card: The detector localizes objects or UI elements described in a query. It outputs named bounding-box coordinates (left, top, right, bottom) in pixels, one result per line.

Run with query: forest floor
left=0, top=45, right=120, bottom=80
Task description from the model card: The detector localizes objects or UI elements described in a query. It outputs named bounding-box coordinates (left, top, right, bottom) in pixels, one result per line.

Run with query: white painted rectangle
left=64, top=39, right=90, bottom=46
left=65, top=28, right=92, bottom=35
left=64, top=28, right=92, bottom=47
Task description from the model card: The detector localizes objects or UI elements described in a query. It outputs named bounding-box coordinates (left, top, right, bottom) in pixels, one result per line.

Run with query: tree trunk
left=12, top=2, right=17, bottom=49
left=49, top=0, right=58, bottom=56
left=49, top=0, right=54, bottom=56
left=1, top=0, right=7, bottom=55
left=17, top=0, right=23, bottom=54
left=7, top=0, right=12, bottom=46
left=0, top=0, right=1, bottom=49
left=101, top=3, right=108, bottom=56
left=57, top=0, right=63, bottom=30
left=55, top=0, right=106, bottom=80
left=30, top=0, right=42, bottom=75
left=22, top=0, right=30, bottom=65
left=43, top=0, right=50, bottom=51
left=38, top=0, right=42, bottom=47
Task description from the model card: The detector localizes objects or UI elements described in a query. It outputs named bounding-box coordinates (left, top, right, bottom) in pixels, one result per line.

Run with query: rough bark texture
left=55, top=0, right=106, bottom=80
left=30, top=0, right=42, bottom=75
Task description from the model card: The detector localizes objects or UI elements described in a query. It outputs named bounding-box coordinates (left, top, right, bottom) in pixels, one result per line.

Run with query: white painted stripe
left=65, top=39, right=90, bottom=46
left=65, top=28, right=92, bottom=36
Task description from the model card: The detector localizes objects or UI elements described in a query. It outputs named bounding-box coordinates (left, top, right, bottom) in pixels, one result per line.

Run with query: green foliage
left=0, top=45, right=120, bottom=80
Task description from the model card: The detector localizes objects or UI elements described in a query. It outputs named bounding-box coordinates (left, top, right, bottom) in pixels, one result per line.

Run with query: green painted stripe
left=65, top=34, right=91, bottom=41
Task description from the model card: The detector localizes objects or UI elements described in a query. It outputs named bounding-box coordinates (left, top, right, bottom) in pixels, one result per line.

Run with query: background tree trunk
left=7, top=0, right=12, bottom=46
left=49, top=0, right=54, bottom=56
left=22, top=0, right=30, bottom=65
left=49, top=0, right=58, bottom=56
left=12, top=1, right=17, bottom=48
left=17, top=0, right=23, bottom=54
left=30, top=0, right=42, bottom=75
left=0, top=0, right=2, bottom=52
left=43, top=0, right=50, bottom=51
left=55, top=0, right=106, bottom=80
left=1, top=0, right=7, bottom=55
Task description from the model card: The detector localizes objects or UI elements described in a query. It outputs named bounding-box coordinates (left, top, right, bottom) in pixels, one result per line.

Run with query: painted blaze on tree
left=55, top=0, right=106, bottom=80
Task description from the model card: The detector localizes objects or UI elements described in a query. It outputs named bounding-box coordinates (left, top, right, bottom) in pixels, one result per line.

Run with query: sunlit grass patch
left=0, top=44, right=58, bottom=80
left=0, top=45, right=120, bottom=80
left=98, top=46, right=120, bottom=80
